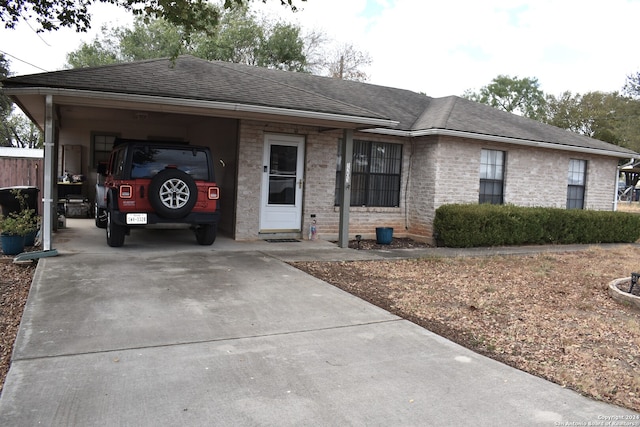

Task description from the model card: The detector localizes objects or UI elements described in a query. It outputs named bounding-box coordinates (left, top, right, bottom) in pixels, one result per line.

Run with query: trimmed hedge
left=433, top=204, right=640, bottom=248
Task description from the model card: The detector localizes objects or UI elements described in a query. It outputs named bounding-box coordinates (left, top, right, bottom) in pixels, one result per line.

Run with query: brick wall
left=234, top=122, right=411, bottom=240
left=234, top=123, right=622, bottom=241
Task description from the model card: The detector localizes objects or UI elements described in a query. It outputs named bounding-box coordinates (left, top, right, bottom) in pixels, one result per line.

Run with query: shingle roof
left=2, top=55, right=636, bottom=156
left=415, top=96, right=633, bottom=154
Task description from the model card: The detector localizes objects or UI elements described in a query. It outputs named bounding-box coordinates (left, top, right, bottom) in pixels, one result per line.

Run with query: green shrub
left=433, top=204, right=640, bottom=247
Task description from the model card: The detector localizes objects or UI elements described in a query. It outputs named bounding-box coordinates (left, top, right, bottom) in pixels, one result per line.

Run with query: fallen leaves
left=0, top=260, right=36, bottom=396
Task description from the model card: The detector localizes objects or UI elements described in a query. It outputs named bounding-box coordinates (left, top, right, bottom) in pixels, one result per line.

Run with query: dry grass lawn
left=292, top=245, right=640, bottom=413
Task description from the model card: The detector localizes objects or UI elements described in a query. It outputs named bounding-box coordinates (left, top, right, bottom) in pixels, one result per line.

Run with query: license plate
left=126, top=213, right=147, bottom=225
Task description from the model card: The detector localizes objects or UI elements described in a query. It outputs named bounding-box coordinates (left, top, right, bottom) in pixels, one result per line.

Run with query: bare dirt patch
left=0, top=259, right=36, bottom=396
left=292, top=244, right=640, bottom=412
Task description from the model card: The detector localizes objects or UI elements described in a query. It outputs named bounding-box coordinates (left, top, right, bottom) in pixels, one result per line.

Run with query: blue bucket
left=375, top=227, right=393, bottom=245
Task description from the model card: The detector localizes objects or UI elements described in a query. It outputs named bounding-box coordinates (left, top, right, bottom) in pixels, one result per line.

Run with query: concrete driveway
left=0, top=219, right=637, bottom=426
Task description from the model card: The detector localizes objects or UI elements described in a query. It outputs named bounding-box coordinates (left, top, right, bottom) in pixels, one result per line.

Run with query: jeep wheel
left=195, top=224, right=217, bottom=245
left=95, top=203, right=107, bottom=229
left=106, top=208, right=126, bottom=247
left=149, top=168, right=198, bottom=219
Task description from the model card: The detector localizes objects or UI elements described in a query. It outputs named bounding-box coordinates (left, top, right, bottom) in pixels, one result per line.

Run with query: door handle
left=298, top=179, right=303, bottom=189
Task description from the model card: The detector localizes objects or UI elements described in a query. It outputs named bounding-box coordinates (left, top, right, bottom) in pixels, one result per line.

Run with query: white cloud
left=3, top=0, right=640, bottom=98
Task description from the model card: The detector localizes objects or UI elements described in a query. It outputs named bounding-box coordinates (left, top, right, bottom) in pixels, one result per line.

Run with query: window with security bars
left=567, top=159, right=587, bottom=209
left=335, top=140, right=402, bottom=207
left=92, top=133, right=118, bottom=167
left=479, top=149, right=505, bottom=204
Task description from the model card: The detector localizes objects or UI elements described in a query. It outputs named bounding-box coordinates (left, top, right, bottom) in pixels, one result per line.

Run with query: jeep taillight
left=208, top=186, right=220, bottom=200
left=119, top=185, right=133, bottom=199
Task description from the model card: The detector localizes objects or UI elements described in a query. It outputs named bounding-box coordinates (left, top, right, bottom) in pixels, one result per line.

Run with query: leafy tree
left=467, top=74, right=640, bottom=152
left=1, top=0, right=304, bottom=34
left=255, top=22, right=305, bottom=71
left=0, top=54, right=43, bottom=147
left=192, top=6, right=269, bottom=65
left=463, top=75, right=547, bottom=121
left=119, top=19, right=187, bottom=61
left=545, top=91, right=640, bottom=151
left=0, top=53, right=14, bottom=146
left=66, top=26, right=123, bottom=68
left=67, top=8, right=307, bottom=71
left=0, top=54, right=11, bottom=115
left=4, top=113, right=42, bottom=148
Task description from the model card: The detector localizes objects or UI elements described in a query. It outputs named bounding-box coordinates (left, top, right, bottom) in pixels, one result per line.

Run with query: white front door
left=260, top=134, right=305, bottom=232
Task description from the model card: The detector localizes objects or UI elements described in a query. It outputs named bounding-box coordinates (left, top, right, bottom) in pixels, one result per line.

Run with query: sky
left=2, top=0, right=640, bottom=98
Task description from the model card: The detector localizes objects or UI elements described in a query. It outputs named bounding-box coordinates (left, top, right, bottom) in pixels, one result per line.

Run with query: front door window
left=268, top=145, right=298, bottom=205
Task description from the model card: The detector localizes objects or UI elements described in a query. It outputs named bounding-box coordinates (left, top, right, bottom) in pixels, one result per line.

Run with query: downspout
left=613, top=164, right=621, bottom=211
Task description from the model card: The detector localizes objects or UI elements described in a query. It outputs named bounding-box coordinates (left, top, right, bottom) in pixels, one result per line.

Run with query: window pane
left=479, top=149, right=505, bottom=205
left=567, top=185, right=585, bottom=209
left=568, top=159, right=586, bottom=185
left=567, top=159, right=586, bottom=209
left=352, top=140, right=369, bottom=173
left=270, top=145, right=297, bottom=175
left=335, top=140, right=402, bottom=207
left=351, top=174, right=367, bottom=206
left=93, top=134, right=117, bottom=167
left=370, top=142, right=401, bottom=174
left=269, top=176, right=296, bottom=204
left=369, top=174, right=400, bottom=206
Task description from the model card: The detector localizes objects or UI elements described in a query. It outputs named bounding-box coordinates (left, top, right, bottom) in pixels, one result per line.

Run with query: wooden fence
left=0, top=149, right=44, bottom=214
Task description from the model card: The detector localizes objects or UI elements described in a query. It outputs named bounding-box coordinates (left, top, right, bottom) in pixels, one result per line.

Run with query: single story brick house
left=2, top=55, right=637, bottom=249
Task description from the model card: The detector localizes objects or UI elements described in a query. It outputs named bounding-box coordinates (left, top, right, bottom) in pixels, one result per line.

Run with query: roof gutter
left=362, top=127, right=638, bottom=159
left=3, top=87, right=400, bottom=128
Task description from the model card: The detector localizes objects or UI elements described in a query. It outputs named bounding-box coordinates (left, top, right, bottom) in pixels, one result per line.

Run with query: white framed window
left=567, top=159, right=587, bottom=209
left=479, top=149, right=505, bottom=204
left=92, top=133, right=118, bottom=167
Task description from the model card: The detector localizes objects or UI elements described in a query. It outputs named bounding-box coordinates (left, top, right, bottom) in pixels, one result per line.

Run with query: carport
left=1, top=56, right=398, bottom=252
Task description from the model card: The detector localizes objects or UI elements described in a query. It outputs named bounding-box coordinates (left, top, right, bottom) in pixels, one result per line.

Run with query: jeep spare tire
left=149, top=168, right=198, bottom=219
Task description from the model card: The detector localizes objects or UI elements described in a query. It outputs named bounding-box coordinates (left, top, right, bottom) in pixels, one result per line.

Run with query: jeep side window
left=112, top=149, right=126, bottom=179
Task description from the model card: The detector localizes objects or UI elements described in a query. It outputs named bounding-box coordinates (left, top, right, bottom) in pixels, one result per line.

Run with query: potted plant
left=0, top=212, right=28, bottom=255
left=0, top=189, right=40, bottom=255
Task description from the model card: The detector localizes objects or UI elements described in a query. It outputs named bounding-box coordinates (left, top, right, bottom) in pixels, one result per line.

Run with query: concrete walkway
left=0, top=219, right=637, bottom=426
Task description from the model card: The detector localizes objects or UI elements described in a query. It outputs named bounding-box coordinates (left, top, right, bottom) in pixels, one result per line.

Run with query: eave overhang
left=3, top=86, right=399, bottom=130
left=362, top=127, right=638, bottom=159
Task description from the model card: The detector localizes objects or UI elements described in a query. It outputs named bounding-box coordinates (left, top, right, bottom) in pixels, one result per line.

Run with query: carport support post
left=338, top=129, right=353, bottom=248
left=42, top=94, right=54, bottom=251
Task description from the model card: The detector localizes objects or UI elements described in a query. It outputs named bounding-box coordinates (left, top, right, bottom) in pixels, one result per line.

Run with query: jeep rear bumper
left=111, top=210, right=219, bottom=227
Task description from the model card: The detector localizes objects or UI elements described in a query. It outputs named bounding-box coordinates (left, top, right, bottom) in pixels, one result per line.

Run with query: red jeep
left=96, top=139, right=220, bottom=247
